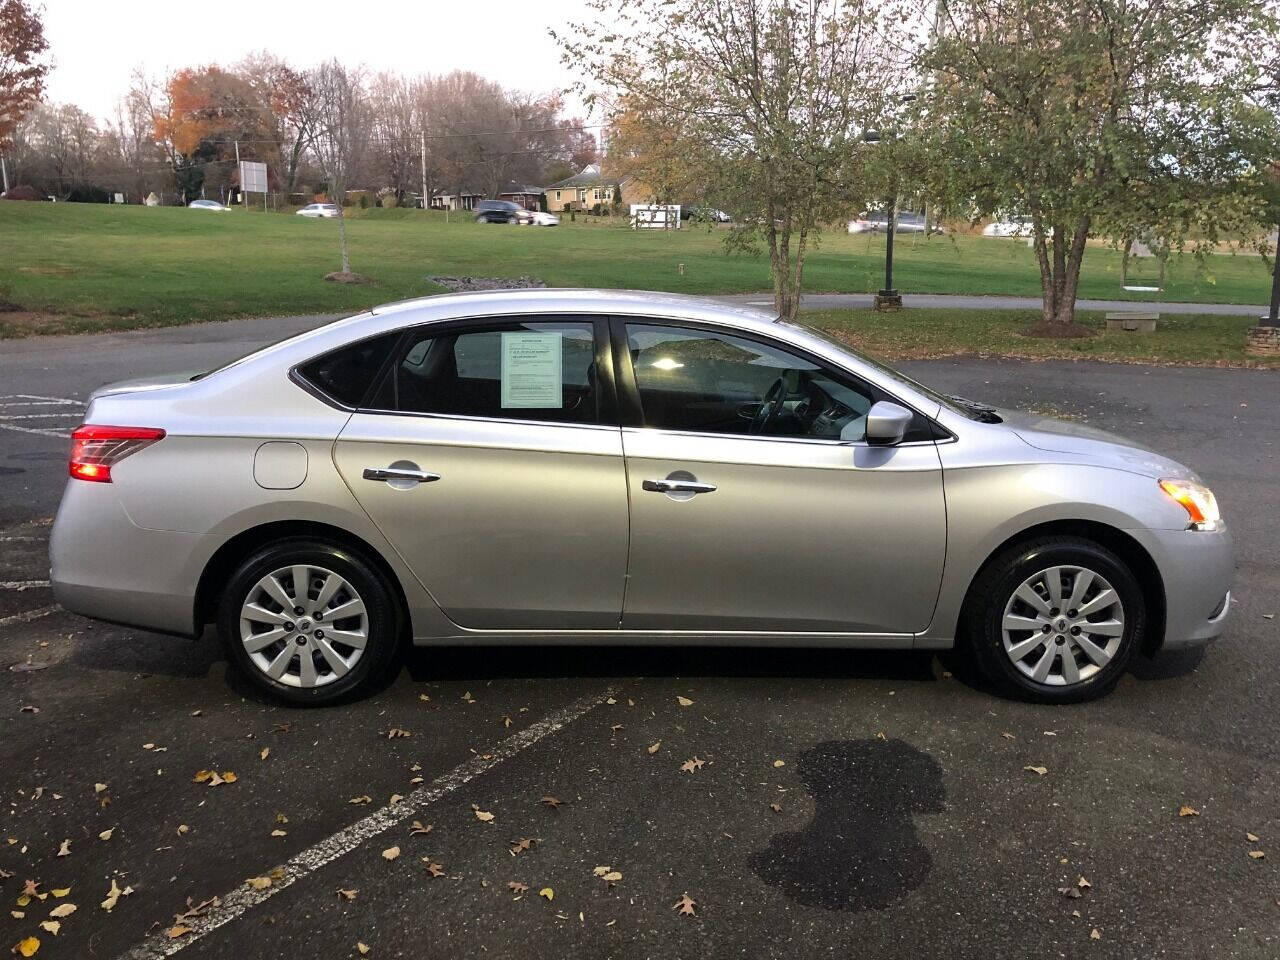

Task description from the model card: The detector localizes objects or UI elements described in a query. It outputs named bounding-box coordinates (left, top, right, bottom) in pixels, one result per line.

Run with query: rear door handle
left=362, top=467, right=441, bottom=483
left=642, top=478, right=717, bottom=494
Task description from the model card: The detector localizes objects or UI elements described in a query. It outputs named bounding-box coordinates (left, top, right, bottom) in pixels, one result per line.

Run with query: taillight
left=69, top=425, right=166, bottom=483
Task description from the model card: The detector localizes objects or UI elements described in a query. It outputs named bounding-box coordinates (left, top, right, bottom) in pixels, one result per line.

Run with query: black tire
left=217, top=538, right=402, bottom=706
left=961, top=536, right=1145, bottom=704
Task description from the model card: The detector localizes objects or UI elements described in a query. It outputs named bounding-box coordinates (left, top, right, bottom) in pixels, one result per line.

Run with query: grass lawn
left=2, top=202, right=1275, bottom=341
left=803, top=308, right=1280, bottom=368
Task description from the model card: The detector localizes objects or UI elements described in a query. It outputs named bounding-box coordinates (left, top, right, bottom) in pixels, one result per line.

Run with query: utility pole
left=234, top=141, right=241, bottom=205
left=420, top=129, right=428, bottom=213
left=1, top=154, right=8, bottom=194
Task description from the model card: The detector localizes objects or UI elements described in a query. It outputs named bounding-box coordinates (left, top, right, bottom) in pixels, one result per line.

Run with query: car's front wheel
left=963, top=536, right=1145, bottom=703
left=217, top=539, right=402, bottom=705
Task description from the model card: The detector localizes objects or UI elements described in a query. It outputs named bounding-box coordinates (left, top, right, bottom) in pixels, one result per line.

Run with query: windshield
left=779, top=319, right=997, bottom=421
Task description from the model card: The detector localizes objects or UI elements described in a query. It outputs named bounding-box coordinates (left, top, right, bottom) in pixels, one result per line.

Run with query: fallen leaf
left=98, top=828, right=114, bottom=841
left=674, top=892, right=697, bottom=916
left=48, top=903, right=76, bottom=918
left=647, top=741, right=661, bottom=755
left=539, top=887, right=554, bottom=901
left=1023, top=765, right=1048, bottom=776
left=680, top=757, right=705, bottom=773
left=502, top=716, right=513, bottom=728
left=770, top=803, right=782, bottom=813
left=14, top=936, right=39, bottom=957
left=22, top=880, right=39, bottom=897
left=56, top=839, right=70, bottom=857
left=508, top=881, right=529, bottom=894
left=177, top=824, right=190, bottom=835
left=382, top=846, right=400, bottom=861
left=676, top=696, right=693, bottom=707
left=270, top=830, right=287, bottom=837
left=167, top=926, right=191, bottom=940
left=348, top=796, right=373, bottom=805
left=462, top=691, right=474, bottom=703
left=246, top=876, right=273, bottom=891
left=1090, top=928, right=1101, bottom=941
left=1248, top=850, right=1266, bottom=860
left=424, top=862, right=444, bottom=878
left=386, top=728, right=410, bottom=739
left=600, top=871, right=622, bottom=885
left=539, top=796, right=563, bottom=809
left=773, top=760, right=785, bottom=768
left=1001, top=732, right=1016, bottom=740
left=9, top=912, right=21, bottom=920
left=472, top=805, right=495, bottom=823
left=259, top=748, right=269, bottom=761
left=389, top=794, right=404, bottom=806
left=19, top=706, right=39, bottom=714
left=356, top=943, right=370, bottom=956
left=875, top=731, right=887, bottom=741
left=100, top=878, right=133, bottom=911
left=509, top=838, right=536, bottom=855
left=190, top=709, right=202, bottom=717
left=336, top=889, right=357, bottom=901
left=37, top=922, right=58, bottom=936
left=409, top=821, right=433, bottom=836
left=1178, top=805, right=1200, bottom=817
left=1058, top=886, right=1082, bottom=899
left=1247, top=832, right=1260, bottom=842
left=49, top=890, right=68, bottom=899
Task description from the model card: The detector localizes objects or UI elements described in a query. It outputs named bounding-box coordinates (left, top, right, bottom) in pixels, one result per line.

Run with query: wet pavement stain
left=751, top=738, right=945, bottom=911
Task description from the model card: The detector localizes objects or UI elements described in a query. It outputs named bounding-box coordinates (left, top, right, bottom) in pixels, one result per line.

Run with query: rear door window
left=295, top=331, right=402, bottom=408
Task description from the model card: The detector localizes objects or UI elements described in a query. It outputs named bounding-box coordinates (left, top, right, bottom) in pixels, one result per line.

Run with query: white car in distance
left=297, top=203, right=340, bottom=218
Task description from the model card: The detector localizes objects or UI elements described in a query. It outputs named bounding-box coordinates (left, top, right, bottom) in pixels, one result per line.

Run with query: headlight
left=1158, top=478, right=1221, bottom=531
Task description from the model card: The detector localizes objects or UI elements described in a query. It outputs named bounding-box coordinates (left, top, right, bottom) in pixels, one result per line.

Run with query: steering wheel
left=749, top=377, right=787, bottom=435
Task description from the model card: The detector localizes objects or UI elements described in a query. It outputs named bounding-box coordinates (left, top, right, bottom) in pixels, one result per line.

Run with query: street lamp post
left=1265, top=218, right=1280, bottom=328
left=875, top=194, right=902, bottom=310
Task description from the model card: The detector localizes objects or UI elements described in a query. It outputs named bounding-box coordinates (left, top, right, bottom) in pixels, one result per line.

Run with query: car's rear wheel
left=217, top=539, right=401, bottom=705
left=963, top=536, right=1145, bottom=703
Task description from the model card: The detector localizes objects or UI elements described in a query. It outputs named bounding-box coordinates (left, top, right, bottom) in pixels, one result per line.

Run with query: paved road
left=723, top=292, right=1271, bottom=315
left=1, top=316, right=1278, bottom=959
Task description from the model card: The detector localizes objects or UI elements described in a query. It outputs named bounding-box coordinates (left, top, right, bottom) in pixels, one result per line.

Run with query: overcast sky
left=42, top=0, right=594, bottom=122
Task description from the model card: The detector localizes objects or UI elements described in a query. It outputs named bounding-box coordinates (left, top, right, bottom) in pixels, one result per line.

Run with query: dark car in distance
left=474, top=200, right=525, bottom=224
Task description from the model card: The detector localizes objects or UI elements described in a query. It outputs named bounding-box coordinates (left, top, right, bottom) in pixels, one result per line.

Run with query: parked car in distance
left=983, top=217, right=1035, bottom=237
left=528, top=210, right=560, bottom=226
left=50, top=289, right=1232, bottom=708
left=684, top=206, right=732, bottom=223
left=474, top=199, right=525, bottom=224
left=847, top=211, right=943, bottom=234
left=188, top=199, right=230, bottom=212
left=297, top=203, right=340, bottom=218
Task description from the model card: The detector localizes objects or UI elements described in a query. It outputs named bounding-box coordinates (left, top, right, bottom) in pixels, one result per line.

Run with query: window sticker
left=500, top=331, right=564, bottom=408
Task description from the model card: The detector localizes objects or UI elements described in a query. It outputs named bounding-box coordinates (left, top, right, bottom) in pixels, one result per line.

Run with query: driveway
left=1, top=318, right=1277, bottom=959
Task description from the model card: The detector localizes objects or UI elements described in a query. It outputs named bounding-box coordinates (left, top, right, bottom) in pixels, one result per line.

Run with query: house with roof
left=497, top=182, right=545, bottom=211
left=430, top=189, right=485, bottom=211
left=543, top=164, right=638, bottom=212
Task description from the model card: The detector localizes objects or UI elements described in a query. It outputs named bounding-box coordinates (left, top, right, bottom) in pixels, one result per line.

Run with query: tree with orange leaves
left=0, top=0, right=51, bottom=147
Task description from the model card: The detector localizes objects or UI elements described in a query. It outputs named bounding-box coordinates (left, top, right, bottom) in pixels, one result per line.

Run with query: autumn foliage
left=0, top=0, right=51, bottom=146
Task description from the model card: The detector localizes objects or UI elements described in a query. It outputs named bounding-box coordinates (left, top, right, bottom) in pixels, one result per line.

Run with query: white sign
left=240, top=160, right=268, bottom=195
left=630, top=203, right=681, bottom=229
left=500, top=332, right=563, bottom=408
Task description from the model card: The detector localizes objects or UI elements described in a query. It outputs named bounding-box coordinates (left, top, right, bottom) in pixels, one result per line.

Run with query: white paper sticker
left=500, top=331, right=563, bottom=408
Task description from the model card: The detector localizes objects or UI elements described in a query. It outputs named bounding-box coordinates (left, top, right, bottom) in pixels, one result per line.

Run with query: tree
left=919, top=0, right=1280, bottom=333
left=237, top=53, right=320, bottom=199
left=561, top=0, right=905, bottom=320
left=309, top=59, right=370, bottom=277
left=0, top=0, right=49, bottom=147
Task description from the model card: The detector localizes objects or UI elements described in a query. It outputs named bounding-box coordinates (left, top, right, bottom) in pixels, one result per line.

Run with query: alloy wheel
left=1000, top=564, right=1125, bottom=687
left=238, top=564, right=369, bottom=688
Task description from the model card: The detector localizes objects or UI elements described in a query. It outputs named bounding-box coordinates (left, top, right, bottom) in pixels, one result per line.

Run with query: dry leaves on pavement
left=676, top=696, right=694, bottom=707
left=382, top=846, right=400, bottom=862
left=1023, top=765, right=1048, bottom=776
left=674, top=893, right=697, bottom=916
left=424, top=862, right=445, bottom=878
left=336, top=889, right=358, bottom=901
left=409, top=821, right=433, bottom=836
left=193, top=770, right=237, bottom=787
left=1178, top=805, right=1200, bottom=817
left=472, top=804, right=495, bottom=823
left=539, top=796, right=563, bottom=810
left=508, top=881, right=529, bottom=895
left=680, top=757, right=705, bottom=773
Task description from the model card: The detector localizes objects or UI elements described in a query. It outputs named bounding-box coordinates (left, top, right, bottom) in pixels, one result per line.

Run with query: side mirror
left=865, top=401, right=913, bottom=446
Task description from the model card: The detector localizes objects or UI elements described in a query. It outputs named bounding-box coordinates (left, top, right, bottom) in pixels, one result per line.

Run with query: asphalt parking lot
left=1, top=315, right=1278, bottom=959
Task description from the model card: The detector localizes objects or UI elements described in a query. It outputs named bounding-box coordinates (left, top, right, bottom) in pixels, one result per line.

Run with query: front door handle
left=363, top=466, right=441, bottom=484
left=642, top=478, right=717, bottom=495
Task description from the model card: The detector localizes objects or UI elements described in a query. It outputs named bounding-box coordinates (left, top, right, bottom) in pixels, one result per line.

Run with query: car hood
left=89, top=371, right=202, bottom=401
left=1000, top=409, right=1199, bottom=481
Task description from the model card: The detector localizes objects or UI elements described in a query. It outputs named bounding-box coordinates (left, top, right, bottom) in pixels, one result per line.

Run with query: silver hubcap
left=1001, top=565, right=1125, bottom=687
left=239, top=564, right=368, bottom=688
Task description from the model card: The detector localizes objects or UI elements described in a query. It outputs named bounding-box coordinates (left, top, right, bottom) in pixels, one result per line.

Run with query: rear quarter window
left=296, top=331, right=401, bottom=408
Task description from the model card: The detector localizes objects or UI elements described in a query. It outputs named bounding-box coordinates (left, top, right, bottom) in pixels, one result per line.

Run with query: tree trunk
left=337, top=201, right=352, bottom=274
left=1030, top=217, right=1091, bottom=334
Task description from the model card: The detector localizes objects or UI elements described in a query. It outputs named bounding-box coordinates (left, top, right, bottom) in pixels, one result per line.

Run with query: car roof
left=369, top=288, right=778, bottom=328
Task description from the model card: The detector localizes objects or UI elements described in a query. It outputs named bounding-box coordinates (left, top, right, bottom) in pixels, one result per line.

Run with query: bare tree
left=309, top=59, right=370, bottom=277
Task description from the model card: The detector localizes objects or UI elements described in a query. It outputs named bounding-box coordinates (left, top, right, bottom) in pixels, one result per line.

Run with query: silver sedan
left=50, top=290, right=1232, bottom=705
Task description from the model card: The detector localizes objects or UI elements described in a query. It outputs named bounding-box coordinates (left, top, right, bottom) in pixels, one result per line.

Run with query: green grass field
left=2, top=202, right=1274, bottom=338
left=804, top=309, right=1279, bottom=368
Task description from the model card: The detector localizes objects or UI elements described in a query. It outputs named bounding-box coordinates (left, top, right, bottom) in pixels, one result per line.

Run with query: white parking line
left=0, top=580, right=50, bottom=590
left=0, top=536, right=45, bottom=542
left=0, top=422, right=73, bottom=438
left=9, top=394, right=81, bottom=404
left=0, top=605, right=58, bottom=628
left=0, top=413, right=84, bottom=420
left=117, top=687, right=615, bottom=960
